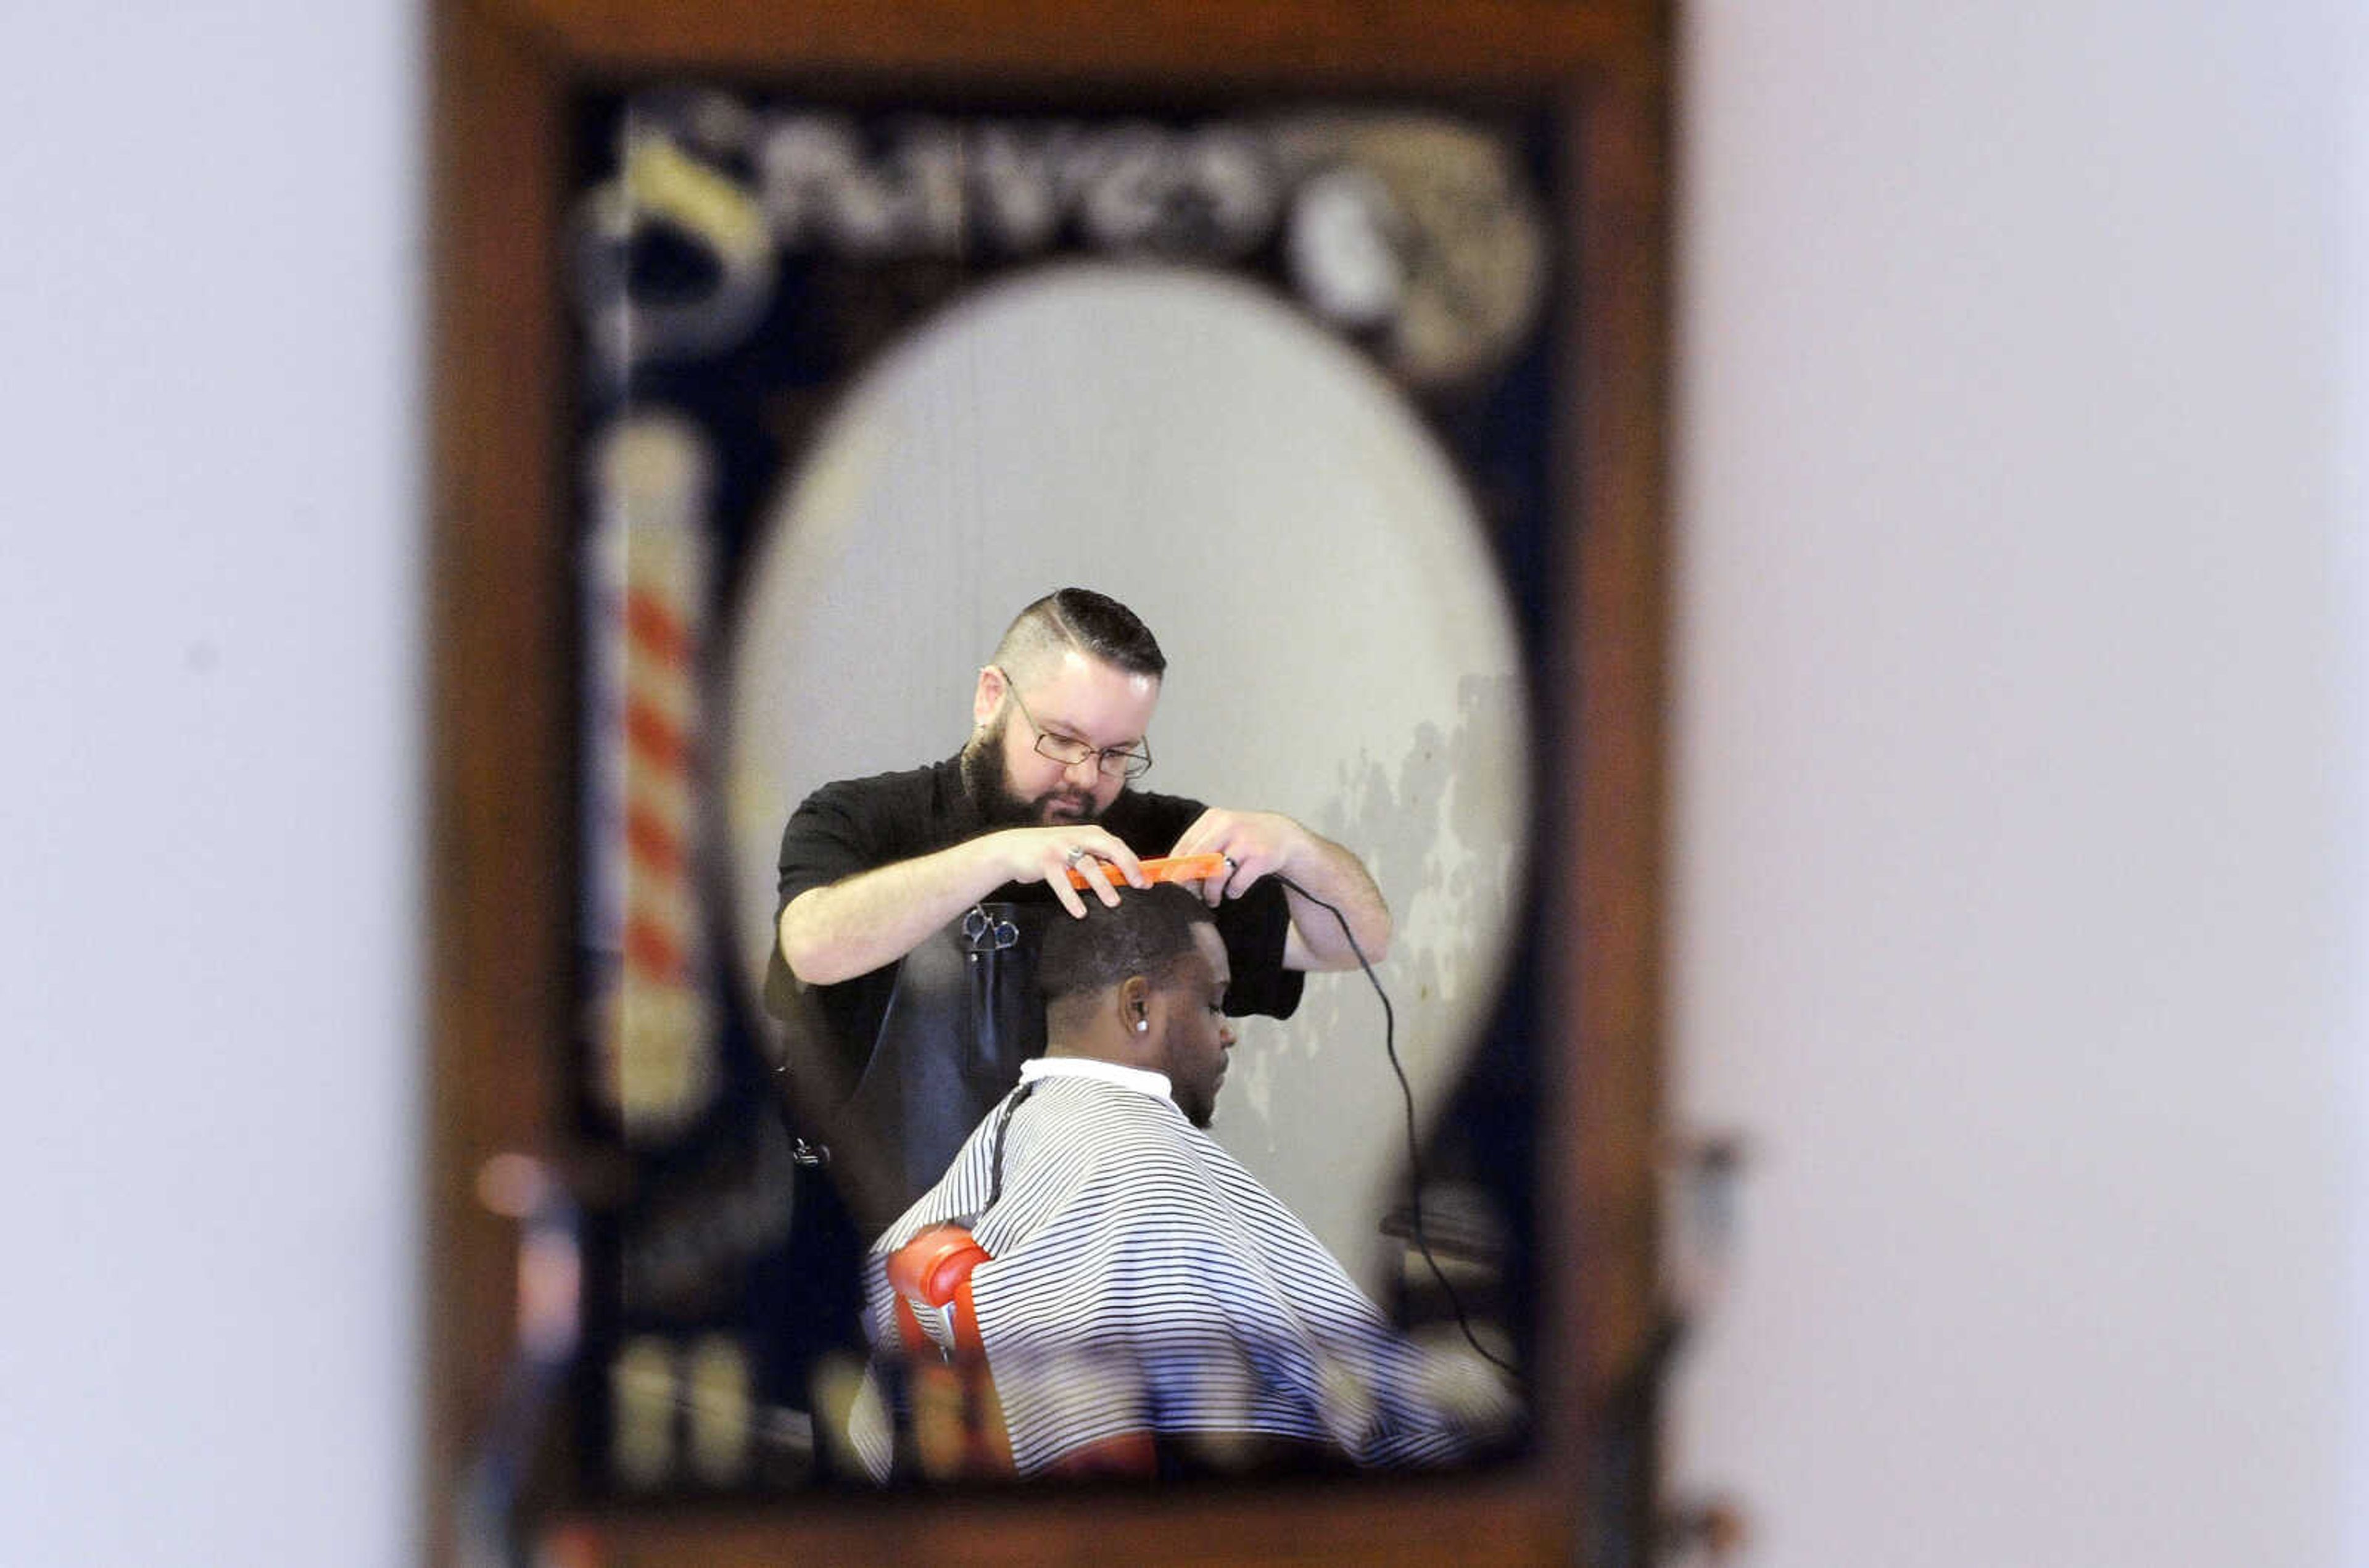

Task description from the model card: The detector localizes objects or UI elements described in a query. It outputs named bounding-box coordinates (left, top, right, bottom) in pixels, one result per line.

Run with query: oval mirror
left=723, top=262, right=1530, bottom=1295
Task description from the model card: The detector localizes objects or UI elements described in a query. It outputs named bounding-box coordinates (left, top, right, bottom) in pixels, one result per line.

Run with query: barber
left=769, top=587, right=1391, bottom=1222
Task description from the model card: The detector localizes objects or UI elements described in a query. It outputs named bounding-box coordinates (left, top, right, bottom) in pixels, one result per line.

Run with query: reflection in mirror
left=568, top=88, right=1558, bottom=1503
left=726, top=264, right=1529, bottom=1297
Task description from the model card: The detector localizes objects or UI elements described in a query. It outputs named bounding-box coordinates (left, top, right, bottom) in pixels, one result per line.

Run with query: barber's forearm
left=1279, top=831, right=1391, bottom=970
left=776, top=839, right=1012, bottom=986
left=777, top=823, right=1149, bottom=984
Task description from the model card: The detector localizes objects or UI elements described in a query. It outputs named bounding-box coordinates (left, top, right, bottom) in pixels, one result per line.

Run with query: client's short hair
left=1037, top=884, right=1215, bottom=1007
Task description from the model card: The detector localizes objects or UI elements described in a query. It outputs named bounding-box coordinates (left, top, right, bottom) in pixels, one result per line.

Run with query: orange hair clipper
left=1064, top=852, right=1228, bottom=889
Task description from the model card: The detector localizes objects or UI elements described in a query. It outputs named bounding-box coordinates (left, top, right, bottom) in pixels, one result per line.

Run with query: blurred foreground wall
left=0, top=5, right=423, bottom=1565
left=1671, top=4, right=2367, bottom=1565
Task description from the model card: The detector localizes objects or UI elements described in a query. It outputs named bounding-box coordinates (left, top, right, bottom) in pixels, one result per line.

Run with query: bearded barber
left=769, top=587, right=1391, bottom=1221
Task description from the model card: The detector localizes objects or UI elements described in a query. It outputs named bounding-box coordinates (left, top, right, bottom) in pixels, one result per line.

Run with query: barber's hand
left=1168, top=809, right=1303, bottom=907
left=993, top=826, right=1146, bottom=918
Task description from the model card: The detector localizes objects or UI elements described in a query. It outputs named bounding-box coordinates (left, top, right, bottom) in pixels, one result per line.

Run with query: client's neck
left=1042, top=1038, right=1152, bottom=1071
left=1041, top=999, right=1160, bottom=1075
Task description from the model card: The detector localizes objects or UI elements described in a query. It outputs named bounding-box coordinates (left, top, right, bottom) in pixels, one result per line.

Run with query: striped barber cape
left=849, top=1057, right=1502, bottom=1480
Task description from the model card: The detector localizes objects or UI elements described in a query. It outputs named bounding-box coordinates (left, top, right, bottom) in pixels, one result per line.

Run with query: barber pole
left=587, top=411, right=717, bottom=1141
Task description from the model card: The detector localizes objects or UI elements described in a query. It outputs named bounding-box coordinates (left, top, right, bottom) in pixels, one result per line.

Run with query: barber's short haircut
left=993, top=588, right=1167, bottom=683
left=1038, top=884, right=1214, bottom=1007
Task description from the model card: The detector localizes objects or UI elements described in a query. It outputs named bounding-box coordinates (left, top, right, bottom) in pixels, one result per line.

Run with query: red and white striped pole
left=586, top=411, right=717, bottom=1143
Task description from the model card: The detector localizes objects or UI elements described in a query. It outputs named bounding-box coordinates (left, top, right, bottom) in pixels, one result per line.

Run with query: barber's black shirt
left=774, top=755, right=1304, bottom=1085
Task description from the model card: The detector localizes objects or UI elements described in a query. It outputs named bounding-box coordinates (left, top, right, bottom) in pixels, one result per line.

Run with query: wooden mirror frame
left=427, top=1, right=1669, bottom=1561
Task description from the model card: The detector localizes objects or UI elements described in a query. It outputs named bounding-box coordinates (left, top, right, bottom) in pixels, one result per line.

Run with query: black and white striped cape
left=848, top=1058, right=1491, bottom=1479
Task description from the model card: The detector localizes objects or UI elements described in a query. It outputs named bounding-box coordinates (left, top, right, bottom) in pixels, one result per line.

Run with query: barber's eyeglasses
left=993, top=667, right=1154, bottom=780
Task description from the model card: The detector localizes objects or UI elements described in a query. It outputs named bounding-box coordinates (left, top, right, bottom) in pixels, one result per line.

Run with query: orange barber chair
left=885, top=1223, right=1012, bottom=1480
left=883, top=1223, right=1155, bottom=1482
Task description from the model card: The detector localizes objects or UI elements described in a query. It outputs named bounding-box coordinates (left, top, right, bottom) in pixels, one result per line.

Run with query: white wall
left=1671, top=4, right=2368, bottom=1566
left=0, top=7, right=422, bottom=1566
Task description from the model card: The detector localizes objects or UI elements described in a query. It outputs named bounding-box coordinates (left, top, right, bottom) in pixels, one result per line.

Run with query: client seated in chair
left=846, top=883, right=1513, bottom=1482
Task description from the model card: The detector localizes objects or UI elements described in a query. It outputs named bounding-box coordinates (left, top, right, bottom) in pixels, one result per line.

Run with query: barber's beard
left=962, top=719, right=1100, bottom=827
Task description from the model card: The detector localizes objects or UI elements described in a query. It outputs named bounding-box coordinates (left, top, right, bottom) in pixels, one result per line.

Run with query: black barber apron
left=846, top=900, right=1049, bottom=1212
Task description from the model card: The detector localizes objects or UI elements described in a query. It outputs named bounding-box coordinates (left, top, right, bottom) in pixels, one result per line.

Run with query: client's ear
left=1117, top=975, right=1154, bottom=1037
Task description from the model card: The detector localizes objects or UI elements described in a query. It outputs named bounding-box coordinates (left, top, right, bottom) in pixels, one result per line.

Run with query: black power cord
left=1270, top=874, right=1516, bottom=1376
